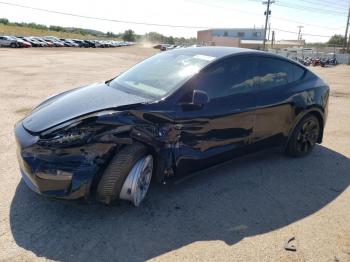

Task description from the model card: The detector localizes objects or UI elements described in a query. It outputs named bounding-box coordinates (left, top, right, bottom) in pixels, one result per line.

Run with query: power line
left=274, top=2, right=348, bottom=16
left=273, top=28, right=332, bottom=38
left=0, top=1, right=210, bottom=29
left=246, top=0, right=347, bottom=16
left=294, top=0, right=349, bottom=10
left=188, top=0, right=343, bottom=31
left=0, top=0, right=337, bottom=39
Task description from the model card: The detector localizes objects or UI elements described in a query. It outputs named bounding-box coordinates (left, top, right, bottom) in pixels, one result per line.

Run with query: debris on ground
left=284, top=237, right=297, bottom=252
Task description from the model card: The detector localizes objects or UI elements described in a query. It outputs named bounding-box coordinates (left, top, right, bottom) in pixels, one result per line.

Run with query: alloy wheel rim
left=133, top=155, right=153, bottom=206
left=296, top=119, right=319, bottom=153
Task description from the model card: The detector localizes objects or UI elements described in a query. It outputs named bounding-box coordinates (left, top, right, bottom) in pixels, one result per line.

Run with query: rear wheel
left=96, top=142, right=153, bottom=206
left=286, top=115, right=320, bottom=157
left=10, top=43, right=17, bottom=48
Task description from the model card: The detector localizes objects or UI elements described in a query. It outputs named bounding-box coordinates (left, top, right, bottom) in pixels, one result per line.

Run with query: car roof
left=168, top=46, right=262, bottom=58
left=168, top=46, right=304, bottom=68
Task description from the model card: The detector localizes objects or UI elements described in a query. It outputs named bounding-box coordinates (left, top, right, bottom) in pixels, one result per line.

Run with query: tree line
left=0, top=18, right=105, bottom=36
left=0, top=18, right=197, bottom=44
left=1, top=17, right=347, bottom=46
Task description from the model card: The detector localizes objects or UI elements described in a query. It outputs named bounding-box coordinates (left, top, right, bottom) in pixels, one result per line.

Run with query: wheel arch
left=287, top=108, right=325, bottom=146
left=128, top=137, right=172, bottom=184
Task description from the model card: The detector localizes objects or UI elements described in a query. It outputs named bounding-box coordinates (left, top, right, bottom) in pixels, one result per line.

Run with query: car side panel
left=173, top=96, right=256, bottom=175
left=252, top=73, right=328, bottom=148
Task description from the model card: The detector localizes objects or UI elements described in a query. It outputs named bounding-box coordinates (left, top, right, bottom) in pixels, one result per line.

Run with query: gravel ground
left=0, top=47, right=349, bottom=262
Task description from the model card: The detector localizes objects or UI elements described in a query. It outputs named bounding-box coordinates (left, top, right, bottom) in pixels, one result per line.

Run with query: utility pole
left=343, top=4, right=350, bottom=53
left=263, top=0, right=274, bottom=51
left=297, top=25, right=304, bottom=41
left=271, top=30, right=275, bottom=48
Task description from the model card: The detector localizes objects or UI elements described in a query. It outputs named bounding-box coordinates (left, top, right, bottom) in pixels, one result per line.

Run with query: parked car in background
left=11, top=36, right=32, bottom=48
left=60, top=39, right=79, bottom=47
left=0, top=35, right=31, bottom=48
left=91, top=40, right=102, bottom=48
left=72, top=39, right=89, bottom=48
left=44, top=36, right=63, bottom=43
left=153, top=44, right=162, bottom=49
left=19, top=37, right=43, bottom=47
left=161, top=44, right=176, bottom=51
left=84, top=40, right=97, bottom=48
left=43, top=37, right=64, bottom=47
left=0, top=35, right=18, bottom=47
left=0, top=35, right=134, bottom=48
left=32, top=37, right=51, bottom=47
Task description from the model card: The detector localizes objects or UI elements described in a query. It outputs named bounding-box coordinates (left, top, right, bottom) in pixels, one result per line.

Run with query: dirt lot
left=0, top=47, right=349, bottom=262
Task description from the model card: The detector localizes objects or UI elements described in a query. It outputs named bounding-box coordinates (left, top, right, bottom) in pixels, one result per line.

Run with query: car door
left=0, top=36, right=9, bottom=47
left=252, top=56, right=306, bottom=147
left=174, top=55, right=258, bottom=175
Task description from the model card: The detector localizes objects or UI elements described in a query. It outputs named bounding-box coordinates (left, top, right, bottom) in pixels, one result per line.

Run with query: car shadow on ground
left=10, top=145, right=350, bottom=262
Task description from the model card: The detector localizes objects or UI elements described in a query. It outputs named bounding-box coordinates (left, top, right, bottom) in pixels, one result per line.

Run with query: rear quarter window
left=291, top=64, right=306, bottom=82
left=256, top=57, right=292, bottom=89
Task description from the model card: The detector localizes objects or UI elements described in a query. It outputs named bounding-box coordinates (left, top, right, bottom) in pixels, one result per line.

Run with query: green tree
left=167, top=36, right=174, bottom=44
left=143, top=32, right=165, bottom=43
left=0, top=18, right=9, bottom=24
left=122, top=29, right=136, bottom=42
left=328, top=34, right=345, bottom=46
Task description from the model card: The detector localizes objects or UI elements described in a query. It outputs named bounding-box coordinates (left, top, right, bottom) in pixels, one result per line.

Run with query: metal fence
left=268, top=48, right=350, bottom=65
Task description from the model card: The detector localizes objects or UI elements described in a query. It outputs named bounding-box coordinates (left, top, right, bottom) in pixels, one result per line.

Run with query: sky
left=0, top=0, right=348, bottom=42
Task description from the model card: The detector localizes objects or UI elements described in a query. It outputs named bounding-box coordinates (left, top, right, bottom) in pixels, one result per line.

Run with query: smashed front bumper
left=14, top=122, right=115, bottom=199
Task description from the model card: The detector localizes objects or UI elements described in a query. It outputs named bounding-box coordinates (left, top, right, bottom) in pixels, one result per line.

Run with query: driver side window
left=196, top=56, right=256, bottom=100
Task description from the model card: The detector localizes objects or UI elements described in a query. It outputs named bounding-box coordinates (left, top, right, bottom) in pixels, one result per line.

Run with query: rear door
left=252, top=56, right=306, bottom=147
left=174, top=55, right=258, bottom=174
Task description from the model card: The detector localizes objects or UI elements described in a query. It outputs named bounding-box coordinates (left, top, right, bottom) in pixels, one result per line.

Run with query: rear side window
left=256, top=57, right=293, bottom=89
left=196, top=56, right=256, bottom=99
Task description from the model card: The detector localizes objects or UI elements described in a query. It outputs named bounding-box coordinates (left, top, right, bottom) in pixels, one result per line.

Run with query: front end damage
left=15, top=110, right=178, bottom=200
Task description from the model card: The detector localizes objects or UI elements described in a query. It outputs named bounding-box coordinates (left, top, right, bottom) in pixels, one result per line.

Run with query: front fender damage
left=17, top=108, right=179, bottom=200
left=96, top=110, right=179, bottom=184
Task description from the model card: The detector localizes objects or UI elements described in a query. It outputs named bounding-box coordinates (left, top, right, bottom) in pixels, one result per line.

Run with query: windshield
left=109, top=52, right=216, bottom=99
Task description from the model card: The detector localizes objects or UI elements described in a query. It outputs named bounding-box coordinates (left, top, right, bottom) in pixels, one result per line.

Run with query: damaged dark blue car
left=15, top=47, right=329, bottom=206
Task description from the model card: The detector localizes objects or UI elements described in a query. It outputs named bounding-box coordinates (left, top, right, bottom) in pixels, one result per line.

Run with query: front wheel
left=96, top=142, right=153, bottom=206
left=286, top=115, right=320, bottom=157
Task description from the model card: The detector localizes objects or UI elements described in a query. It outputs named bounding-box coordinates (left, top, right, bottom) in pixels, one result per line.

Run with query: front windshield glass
left=109, top=52, right=216, bottom=99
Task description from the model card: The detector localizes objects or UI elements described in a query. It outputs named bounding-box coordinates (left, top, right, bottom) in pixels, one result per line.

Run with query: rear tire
left=10, top=43, right=17, bottom=48
left=286, top=115, right=320, bottom=157
left=96, top=142, right=148, bottom=205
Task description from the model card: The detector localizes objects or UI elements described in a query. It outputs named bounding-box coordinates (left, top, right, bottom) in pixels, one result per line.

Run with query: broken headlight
left=38, top=110, right=118, bottom=147
left=38, top=125, right=104, bottom=147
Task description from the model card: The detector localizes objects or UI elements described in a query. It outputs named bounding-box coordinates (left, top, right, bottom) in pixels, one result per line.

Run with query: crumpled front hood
left=22, top=82, right=152, bottom=133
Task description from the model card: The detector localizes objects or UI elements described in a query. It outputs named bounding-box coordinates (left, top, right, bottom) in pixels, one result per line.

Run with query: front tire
left=286, top=115, right=320, bottom=157
left=96, top=142, right=152, bottom=206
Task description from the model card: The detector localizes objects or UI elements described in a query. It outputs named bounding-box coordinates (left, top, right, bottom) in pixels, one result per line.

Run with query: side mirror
left=181, top=90, right=209, bottom=111
left=192, top=90, right=210, bottom=106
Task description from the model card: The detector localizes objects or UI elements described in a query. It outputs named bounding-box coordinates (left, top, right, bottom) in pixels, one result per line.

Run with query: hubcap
left=296, top=119, right=319, bottom=153
left=119, top=155, right=153, bottom=206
